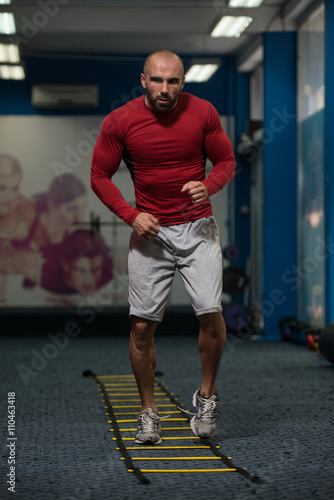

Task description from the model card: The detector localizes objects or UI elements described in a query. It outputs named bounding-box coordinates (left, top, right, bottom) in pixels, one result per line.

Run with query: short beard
left=145, top=91, right=178, bottom=113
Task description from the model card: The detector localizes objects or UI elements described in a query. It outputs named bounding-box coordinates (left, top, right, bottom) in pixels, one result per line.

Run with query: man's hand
left=132, top=212, right=160, bottom=240
left=181, top=181, right=208, bottom=204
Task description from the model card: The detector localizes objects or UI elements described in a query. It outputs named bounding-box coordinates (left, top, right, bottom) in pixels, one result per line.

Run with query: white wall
left=0, top=115, right=230, bottom=308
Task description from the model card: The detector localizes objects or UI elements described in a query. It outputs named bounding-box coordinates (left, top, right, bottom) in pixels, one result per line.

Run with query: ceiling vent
left=31, top=84, right=99, bottom=109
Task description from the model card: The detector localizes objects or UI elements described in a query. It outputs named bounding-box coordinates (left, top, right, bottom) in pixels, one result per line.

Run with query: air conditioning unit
left=31, top=84, right=99, bottom=109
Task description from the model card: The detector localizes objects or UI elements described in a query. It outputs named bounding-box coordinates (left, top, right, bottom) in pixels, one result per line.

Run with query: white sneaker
left=190, top=388, right=219, bottom=439
left=134, top=408, right=162, bottom=445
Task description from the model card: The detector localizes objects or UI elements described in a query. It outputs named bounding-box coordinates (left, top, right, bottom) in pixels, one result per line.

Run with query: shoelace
left=198, top=399, right=218, bottom=423
left=138, top=412, right=159, bottom=433
left=138, top=411, right=170, bottom=431
left=178, top=399, right=218, bottom=422
left=177, top=406, right=195, bottom=417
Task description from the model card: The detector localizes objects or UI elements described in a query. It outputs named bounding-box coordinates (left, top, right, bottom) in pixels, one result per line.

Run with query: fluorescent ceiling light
left=0, top=1, right=12, bottom=4
left=211, top=16, right=253, bottom=38
left=185, top=64, right=220, bottom=83
left=237, top=45, right=263, bottom=72
left=0, top=43, right=20, bottom=63
left=0, top=12, right=16, bottom=34
left=229, top=0, right=263, bottom=7
left=0, top=65, right=25, bottom=80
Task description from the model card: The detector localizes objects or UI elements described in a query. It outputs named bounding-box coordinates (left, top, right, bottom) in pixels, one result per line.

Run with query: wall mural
left=0, top=114, right=229, bottom=309
left=0, top=115, right=132, bottom=308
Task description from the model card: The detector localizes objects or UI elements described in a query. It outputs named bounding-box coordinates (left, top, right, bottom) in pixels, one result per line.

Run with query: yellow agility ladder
left=83, top=370, right=262, bottom=485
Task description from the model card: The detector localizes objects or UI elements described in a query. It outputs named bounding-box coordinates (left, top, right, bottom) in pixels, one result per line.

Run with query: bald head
left=141, top=50, right=185, bottom=113
left=143, top=50, right=184, bottom=77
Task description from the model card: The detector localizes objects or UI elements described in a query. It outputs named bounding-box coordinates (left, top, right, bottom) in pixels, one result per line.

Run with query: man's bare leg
left=198, top=312, right=226, bottom=397
left=129, top=316, right=158, bottom=413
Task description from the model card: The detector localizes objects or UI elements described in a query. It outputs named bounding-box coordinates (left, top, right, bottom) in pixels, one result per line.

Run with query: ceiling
left=3, top=0, right=316, bottom=65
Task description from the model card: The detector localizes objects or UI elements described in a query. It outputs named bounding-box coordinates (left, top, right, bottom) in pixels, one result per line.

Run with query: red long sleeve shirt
left=91, top=92, right=236, bottom=226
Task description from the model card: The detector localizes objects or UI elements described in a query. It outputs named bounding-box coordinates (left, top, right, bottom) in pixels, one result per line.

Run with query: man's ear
left=181, top=76, right=185, bottom=91
left=140, top=73, right=146, bottom=90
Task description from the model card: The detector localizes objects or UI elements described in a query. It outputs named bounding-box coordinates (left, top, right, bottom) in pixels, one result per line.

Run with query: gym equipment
left=319, top=322, right=334, bottom=364
left=305, top=325, right=321, bottom=351
left=83, top=370, right=261, bottom=484
left=223, top=244, right=240, bottom=262
left=223, top=302, right=253, bottom=338
left=278, top=316, right=297, bottom=342
left=290, top=320, right=310, bottom=345
left=278, top=317, right=312, bottom=345
left=89, top=211, right=100, bottom=234
left=223, top=266, right=248, bottom=296
left=76, top=210, right=125, bottom=234
left=222, top=244, right=253, bottom=335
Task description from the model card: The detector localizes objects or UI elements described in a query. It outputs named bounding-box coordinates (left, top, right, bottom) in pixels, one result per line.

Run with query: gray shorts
left=128, top=216, right=223, bottom=323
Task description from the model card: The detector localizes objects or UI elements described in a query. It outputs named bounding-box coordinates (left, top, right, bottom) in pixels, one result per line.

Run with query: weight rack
left=83, top=370, right=261, bottom=485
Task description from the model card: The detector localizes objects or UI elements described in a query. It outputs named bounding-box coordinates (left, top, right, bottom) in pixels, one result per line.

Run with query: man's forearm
left=90, top=171, right=140, bottom=226
left=203, top=156, right=236, bottom=196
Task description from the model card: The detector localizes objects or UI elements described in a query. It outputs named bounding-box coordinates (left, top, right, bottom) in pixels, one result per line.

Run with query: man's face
left=141, top=55, right=185, bottom=112
left=0, top=171, right=21, bottom=217
left=64, top=255, right=104, bottom=295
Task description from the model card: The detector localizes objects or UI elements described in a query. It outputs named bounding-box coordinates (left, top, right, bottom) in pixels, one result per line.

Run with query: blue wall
left=234, top=72, right=251, bottom=271
left=0, top=54, right=235, bottom=116
left=325, top=0, right=334, bottom=324
left=262, top=32, right=298, bottom=337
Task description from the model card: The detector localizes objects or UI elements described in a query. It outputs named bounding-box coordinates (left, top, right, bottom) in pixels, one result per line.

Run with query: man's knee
left=199, top=312, right=225, bottom=339
left=131, top=316, right=157, bottom=347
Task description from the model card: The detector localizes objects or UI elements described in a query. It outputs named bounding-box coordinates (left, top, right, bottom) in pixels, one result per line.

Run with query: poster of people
left=0, top=115, right=133, bottom=308
left=0, top=114, right=230, bottom=309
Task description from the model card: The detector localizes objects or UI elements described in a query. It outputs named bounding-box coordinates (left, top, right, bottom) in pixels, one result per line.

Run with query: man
left=0, top=229, right=113, bottom=298
left=91, top=50, right=236, bottom=444
left=0, top=154, right=48, bottom=304
left=0, top=154, right=47, bottom=249
left=33, top=173, right=88, bottom=245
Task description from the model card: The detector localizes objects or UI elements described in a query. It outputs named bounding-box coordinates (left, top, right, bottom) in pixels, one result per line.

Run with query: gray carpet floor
left=0, top=324, right=334, bottom=500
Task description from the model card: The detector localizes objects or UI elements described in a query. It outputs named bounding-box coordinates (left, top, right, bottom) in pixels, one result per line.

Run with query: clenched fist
left=181, top=181, right=208, bottom=204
